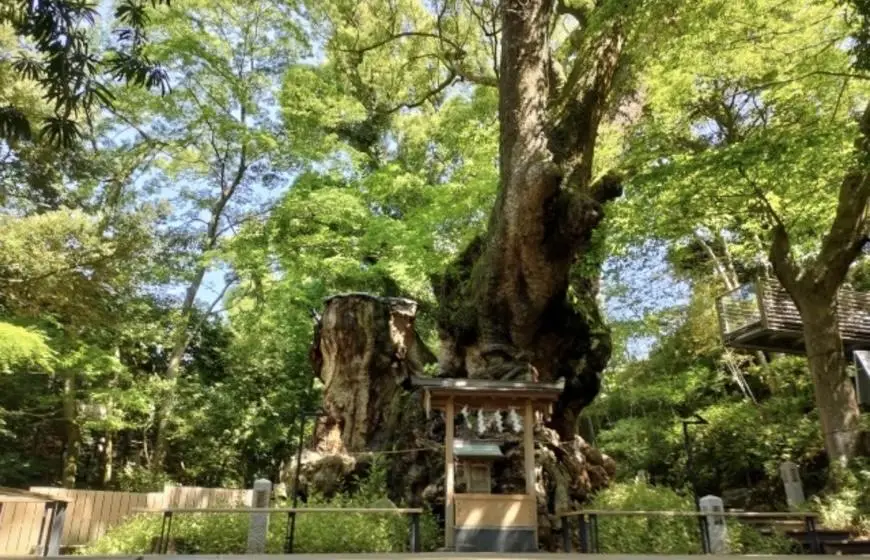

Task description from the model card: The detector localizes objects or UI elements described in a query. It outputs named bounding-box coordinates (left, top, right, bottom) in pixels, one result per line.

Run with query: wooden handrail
left=556, top=509, right=818, bottom=519
left=133, top=506, right=423, bottom=514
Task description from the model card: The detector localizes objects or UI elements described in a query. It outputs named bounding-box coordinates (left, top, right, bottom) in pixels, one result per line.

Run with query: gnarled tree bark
left=304, top=293, right=615, bottom=550
left=433, top=0, right=622, bottom=439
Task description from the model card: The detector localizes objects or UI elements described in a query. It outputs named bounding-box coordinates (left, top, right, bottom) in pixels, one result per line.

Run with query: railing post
left=284, top=511, right=296, bottom=553
left=35, top=502, right=52, bottom=556
left=561, top=515, right=572, bottom=552
left=156, top=511, right=166, bottom=554
left=578, top=513, right=590, bottom=553
left=698, top=515, right=710, bottom=555
left=591, top=513, right=599, bottom=553
left=805, top=515, right=820, bottom=554
left=409, top=512, right=421, bottom=552
left=162, top=511, right=173, bottom=554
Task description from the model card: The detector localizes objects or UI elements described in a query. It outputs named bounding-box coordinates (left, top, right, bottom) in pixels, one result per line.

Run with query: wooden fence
left=0, top=485, right=252, bottom=556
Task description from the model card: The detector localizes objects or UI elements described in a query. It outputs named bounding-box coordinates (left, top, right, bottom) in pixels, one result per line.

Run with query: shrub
left=82, top=460, right=441, bottom=554
left=727, top=521, right=800, bottom=554
left=586, top=479, right=704, bottom=554
left=584, top=479, right=799, bottom=554
left=810, top=459, right=870, bottom=533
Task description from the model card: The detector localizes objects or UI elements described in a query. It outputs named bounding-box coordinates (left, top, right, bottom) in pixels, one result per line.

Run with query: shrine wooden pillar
left=523, top=400, right=535, bottom=496
left=445, top=396, right=455, bottom=549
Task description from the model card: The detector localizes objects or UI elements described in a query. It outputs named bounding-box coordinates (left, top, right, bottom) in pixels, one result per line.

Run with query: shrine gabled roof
left=454, top=439, right=504, bottom=459
left=410, top=375, right=564, bottom=397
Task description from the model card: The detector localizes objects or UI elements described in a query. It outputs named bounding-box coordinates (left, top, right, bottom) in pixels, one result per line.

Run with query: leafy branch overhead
left=0, top=0, right=171, bottom=146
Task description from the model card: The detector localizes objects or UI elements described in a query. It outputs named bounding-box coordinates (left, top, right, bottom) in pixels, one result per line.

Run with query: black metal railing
left=557, top=509, right=821, bottom=555
left=136, top=506, right=424, bottom=555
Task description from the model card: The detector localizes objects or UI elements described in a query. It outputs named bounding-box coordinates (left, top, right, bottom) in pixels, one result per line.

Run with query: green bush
left=810, top=459, right=870, bottom=533
left=82, top=461, right=441, bottom=554
left=586, top=479, right=703, bottom=554
left=584, top=479, right=798, bottom=554
left=727, top=521, right=800, bottom=554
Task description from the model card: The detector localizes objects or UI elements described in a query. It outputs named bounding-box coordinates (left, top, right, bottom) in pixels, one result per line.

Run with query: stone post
left=247, top=478, right=271, bottom=553
left=699, top=495, right=729, bottom=554
left=779, top=461, right=805, bottom=507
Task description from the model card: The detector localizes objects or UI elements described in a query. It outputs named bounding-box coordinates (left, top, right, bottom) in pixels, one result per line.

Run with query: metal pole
left=683, top=417, right=710, bottom=554
left=163, top=511, right=173, bottom=554
left=806, top=515, right=820, bottom=554
left=36, top=503, right=52, bottom=556
left=157, top=511, right=168, bottom=554
left=591, top=513, right=599, bottom=553
left=562, top=516, right=572, bottom=552
left=699, top=515, right=710, bottom=555
left=578, top=514, right=589, bottom=553
left=286, top=412, right=307, bottom=553
left=409, top=512, right=421, bottom=552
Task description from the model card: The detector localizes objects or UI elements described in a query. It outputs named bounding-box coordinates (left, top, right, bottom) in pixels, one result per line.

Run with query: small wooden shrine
left=410, top=376, right=563, bottom=552
left=716, top=280, right=870, bottom=355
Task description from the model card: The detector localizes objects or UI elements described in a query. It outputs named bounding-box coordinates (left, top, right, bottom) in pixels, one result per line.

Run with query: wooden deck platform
left=716, top=281, right=870, bottom=354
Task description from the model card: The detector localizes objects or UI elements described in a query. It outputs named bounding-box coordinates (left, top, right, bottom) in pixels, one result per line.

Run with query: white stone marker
left=700, top=494, right=729, bottom=554
left=247, top=478, right=271, bottom=553
left=780, top=461, right=805, bottom=507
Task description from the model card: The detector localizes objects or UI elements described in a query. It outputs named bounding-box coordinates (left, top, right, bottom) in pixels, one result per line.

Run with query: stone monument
left=700, top=494, right=729, bottom=554
left=247, top=478, right=271, bottom=553
left=779, top=461, right=805, bottom=507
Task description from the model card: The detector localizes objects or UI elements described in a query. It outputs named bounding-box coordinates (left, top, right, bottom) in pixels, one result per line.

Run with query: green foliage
left=586, top=480, right=702, bottom=554
left=727, top=521, right=799, bottom=555
left=83, top=463, right=441, bottom=554
left=587, top=479, right=798, bottom=554
left=0, top=0, right=170, bottom=146
left=591, top=282, right=825, bottom=507
left=809, top=460, right=870, bottom=531
left=0, top=322, right=54, bottom=373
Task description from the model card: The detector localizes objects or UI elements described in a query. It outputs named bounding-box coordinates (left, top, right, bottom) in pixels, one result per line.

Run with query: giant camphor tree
left=265, top=0, right=701, bottom=544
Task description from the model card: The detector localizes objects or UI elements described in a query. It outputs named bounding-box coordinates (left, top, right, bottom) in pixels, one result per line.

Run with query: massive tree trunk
left=303, top=294, right=615, bottom=550
left=433, top=0, right=621, bottom=439
left=301, top=294, right=438, bottom=504
left=310, top=293, right=435, bottom=455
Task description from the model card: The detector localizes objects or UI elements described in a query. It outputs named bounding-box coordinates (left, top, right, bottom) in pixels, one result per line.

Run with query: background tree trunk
left=768, top=105, right=870, bottom=463
left=61, top=371, right=79, bottom=488
left=799, top=295, right=861, bottom=464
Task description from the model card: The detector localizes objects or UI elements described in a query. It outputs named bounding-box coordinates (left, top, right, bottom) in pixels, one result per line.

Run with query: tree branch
left=769, top=223, right=801, bottom=294
left=809, top=104, right=870, bottom=292
left=737, top=165, right=788, bottom=232
left=381, top=70, right=458, bottom=113
left=342, top=31, right=462, bottom=57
